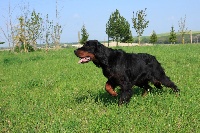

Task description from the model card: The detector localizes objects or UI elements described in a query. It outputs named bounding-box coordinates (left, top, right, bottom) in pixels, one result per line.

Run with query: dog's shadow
left=74, top=90, right=118, bottom=106
left=94, top=87, right=148, bottom=105
left=94, top=92, right=118, bottom=105
left=96, top=87, right=165, bottom=104
left=75, top=87, right=164, bottom=106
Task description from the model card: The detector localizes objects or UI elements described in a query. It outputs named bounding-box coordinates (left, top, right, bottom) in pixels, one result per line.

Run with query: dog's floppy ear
left=94, top=43, right=109, bottom=65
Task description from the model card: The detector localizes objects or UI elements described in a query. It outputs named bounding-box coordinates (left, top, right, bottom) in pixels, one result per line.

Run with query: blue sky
left=0, top=0, right=200, bottom=47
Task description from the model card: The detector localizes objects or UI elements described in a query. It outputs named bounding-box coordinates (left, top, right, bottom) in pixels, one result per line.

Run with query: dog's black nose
left=74, top=50, right=77, bottom=54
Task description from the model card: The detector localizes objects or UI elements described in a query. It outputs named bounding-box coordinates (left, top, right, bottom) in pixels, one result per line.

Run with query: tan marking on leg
left=105, top=82, right=118, bottom=96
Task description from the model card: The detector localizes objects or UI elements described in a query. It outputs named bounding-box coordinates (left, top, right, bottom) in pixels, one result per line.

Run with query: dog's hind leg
left=137, top=81, right=152, bottom=96
left=150, top=78, right=163, bottom=90
left=142, top=83, right=153, bottom=96
left=153, top=81, right=163, bottom=89
left=160, top=76, right=180, bottom=93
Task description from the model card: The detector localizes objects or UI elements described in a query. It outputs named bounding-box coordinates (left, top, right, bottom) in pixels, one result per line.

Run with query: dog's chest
left=102, top=67, right=124, bottom=81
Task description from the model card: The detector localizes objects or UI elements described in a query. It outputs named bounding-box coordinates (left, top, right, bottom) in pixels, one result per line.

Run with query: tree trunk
left=190, top=30, right=192, bottom=44
left=182, top=36, right=185, bottom=44
left=138, top=36, right=141, bottom=45
left=24, top=40, right=28, bottom=52
left=45, top=35, right=49, bottom=52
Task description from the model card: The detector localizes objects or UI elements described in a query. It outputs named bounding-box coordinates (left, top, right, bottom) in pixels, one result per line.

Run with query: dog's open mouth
left=78, top=56, right=91, bottom=63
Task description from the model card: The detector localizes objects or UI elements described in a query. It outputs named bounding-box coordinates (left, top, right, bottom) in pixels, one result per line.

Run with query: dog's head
left=74, top=40, right=103, bottom=64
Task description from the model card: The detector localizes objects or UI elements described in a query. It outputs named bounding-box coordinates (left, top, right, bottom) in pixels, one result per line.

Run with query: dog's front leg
left=105, top=81, right=118, bottom=96
left=118, top=82, right=133, bottom=105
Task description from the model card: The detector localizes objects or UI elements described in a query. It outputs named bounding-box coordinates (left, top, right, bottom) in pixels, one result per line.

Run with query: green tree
left=13, top=16, right=34, bottom=52
left=80, top=24, right=89, bottom=44
left=0, top=1, right=15, bottom=51
left=120, top=18, right=134, bottom=43
left=169, top=26, right=177, bottom=44
left=0, top=42, right=5, bottom=44
left=41, top=14, right=54, bottom=52
left=51, top=0, right=63, bottom=49
left=26, top=10, right=43, bottom=50
left=17, top=16, right=28, bottom=52
left=150, top=30, right=157, bottom=44
left=141, top=37, right=149, bottom=43
left=132, top=8, right=149, bottom=45
left=178, top=15, right=188, bottom=44
left=106, top=9, right=132, bottom=45
left=52, top=23, right=62, bottom=48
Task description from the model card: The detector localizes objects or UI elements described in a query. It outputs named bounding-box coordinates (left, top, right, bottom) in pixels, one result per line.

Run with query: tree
left=0, top=1, right=15, bottom=51
left=169, top=26, right=177, bottom=44
left=18, top=16, right=28, bottom=52
left=12, top=8, right=44, bottom=52
left=43, top=14, right=53, bottom=52
left=150, top=30, right=157, bottom=44
left=178, top=15, right=188, bottom=44
left=52, top=23, right=62, bottom=48
left=106, top=9, right=132, bottom=45
left=120, top=18, right=134, bottom=43
left=80, top=24, right=89, bottom=44
left=52, top=0, right=63, bottom=49
left=40, top=14, right=54, bottom=52
left=132, top=8, right=149, bottom=45
left=141, top=37, right=149, bottom=43
left=12, top=3, right=37, bottom=52
left=26, top=10, right=43, bottom=50
left=10, top=3, right=42, bottom=52
left=0, top=42, right=5, bottom=44
left=1, top=1, right=63, bottom=51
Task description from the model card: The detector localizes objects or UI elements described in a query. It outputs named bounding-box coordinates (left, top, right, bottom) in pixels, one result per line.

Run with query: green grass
left=0, top=44, right=200, bottom=132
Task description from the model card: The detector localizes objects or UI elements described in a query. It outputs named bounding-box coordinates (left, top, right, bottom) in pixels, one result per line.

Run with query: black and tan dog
left=74, top=40, right=179, bottom=105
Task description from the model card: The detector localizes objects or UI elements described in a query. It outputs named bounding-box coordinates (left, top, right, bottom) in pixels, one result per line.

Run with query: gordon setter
left=74, top=40, right=179, bottom=105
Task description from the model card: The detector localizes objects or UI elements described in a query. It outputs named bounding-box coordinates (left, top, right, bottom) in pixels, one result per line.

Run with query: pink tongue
left=78, top=57, right=90, bottom=63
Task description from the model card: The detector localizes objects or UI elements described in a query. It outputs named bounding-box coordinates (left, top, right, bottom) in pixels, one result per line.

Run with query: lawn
left=0, top=44, right=199, bottom=132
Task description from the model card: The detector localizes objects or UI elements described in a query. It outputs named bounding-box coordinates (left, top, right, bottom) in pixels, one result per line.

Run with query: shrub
left=14, top=44, right=35, bottom=52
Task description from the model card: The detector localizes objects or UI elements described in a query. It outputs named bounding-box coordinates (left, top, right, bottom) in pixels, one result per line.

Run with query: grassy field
left=0, top=44, right=199, bottom=132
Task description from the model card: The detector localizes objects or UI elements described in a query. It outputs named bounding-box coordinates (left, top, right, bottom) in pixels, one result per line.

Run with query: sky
left=0, top=0, right=200, bottom=47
